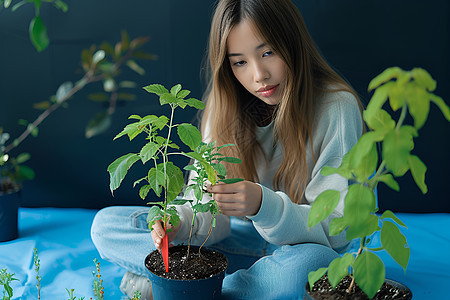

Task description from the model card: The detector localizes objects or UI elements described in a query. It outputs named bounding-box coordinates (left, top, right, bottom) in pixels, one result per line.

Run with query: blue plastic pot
left=0, top=188, right=20, bottom=242
left=146, top=246, right=227, bottom=300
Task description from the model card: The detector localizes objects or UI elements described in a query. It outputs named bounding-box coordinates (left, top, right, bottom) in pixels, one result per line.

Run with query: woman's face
left=227, top=19, right=287, bottom=106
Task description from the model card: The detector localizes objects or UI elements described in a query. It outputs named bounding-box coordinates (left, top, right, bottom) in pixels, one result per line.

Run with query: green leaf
left=169, top=198, right=191, bottom=205
left=348, top=132, right=380, bottom=182
left=353, top=251, right=385, bottom=299
left=140, top=142, right=159, bottom=164
left=33, top=100, right=51, bottom=110
left=54, top=0, right=69, bottom=12
left=87, top=93, right=109, bottom=102
left=346, top=214, right=380, bottom=240
left=380, top=221, right=410, bottom=271
left=85, top=111, right=112, bottom=139
left=382, top=126, right=417, bottom=177
left=148, top=167, right=165, bottom=197
left=11, top=0, right=27, bottom=11
left=137, top=115, right=159, bottom=127
left=212, top=163, right=226, bottom=177
left=126, top=60, right=145, bottom=75
left=114, top=122, right=143, bottom=141
left=193, top=203, right=211, bottom=213
left=329, top=217, right=348, bottom=236
left=177, top=123, right=202, bottom=150
left=108, top=153, right=140, bottom=193
left=344, top=184, right=377, bottom=227
left=368, top=67, right=403, bottom=91
left=219, top=178, right=244, bottom=184
left=365, top=82, right=393, bottom=123
left=184, top=98, right=205, bottom=110
left=146, top=205, right=164, bottom=228
left=380, top=210, right=407, bottom=227
left=327, top=253, right=354, bottom=288
left=171, top=84, right=182, bottom=96
left=118, top=93, right=136, bottom=101
left=217, top=156, right=242, bottom=164
left=307, top=190, right=340, bottom=228
left=185, top=151, right=217, bottom=185
left=143, top=84, right=169, bottom=96
left=387, top=83, right=404, bottom=112
left=18, top=165, right=35, bottom=180
left=139, top=185, right=151, bottom=200
left=29, top=16, right=49, bottom=52
left=307, top=268, right=327, bottom=291
left=377, top=174, right=400, bottom=192
left=16, top=153, right=31, bottom=164
left=363, top=109, right=395, bottom=134
left=429, top=94, right=450, bottom=121
left=407, top=155, right=427, bottom=194
left=411, top=68, right=436, bottom=91
left=404, top=82, right=430, bottom=129
left=177, top=89, right=191, bottom=99
left=164, top=162, right=185, bottom=202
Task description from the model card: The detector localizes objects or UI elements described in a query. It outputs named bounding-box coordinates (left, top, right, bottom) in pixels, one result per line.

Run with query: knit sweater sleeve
left=248, top=91, right=363, bottom=251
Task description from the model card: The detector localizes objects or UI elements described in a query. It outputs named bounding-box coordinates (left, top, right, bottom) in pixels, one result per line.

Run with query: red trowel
left=161, top=229, right=169, bottom=273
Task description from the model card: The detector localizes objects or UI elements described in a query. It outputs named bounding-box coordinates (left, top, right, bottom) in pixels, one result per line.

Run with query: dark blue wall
left=0, top=1, right=448, bottom=212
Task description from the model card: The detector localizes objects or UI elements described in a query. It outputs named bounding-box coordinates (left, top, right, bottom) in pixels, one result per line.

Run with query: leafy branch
left=0, top=31, right=154, bottom=190
left=307, top=67, right=449, bottom=298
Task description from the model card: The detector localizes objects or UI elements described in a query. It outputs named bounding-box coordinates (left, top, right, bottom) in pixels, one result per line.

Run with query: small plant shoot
left=307, top=67, right=449, bottom=298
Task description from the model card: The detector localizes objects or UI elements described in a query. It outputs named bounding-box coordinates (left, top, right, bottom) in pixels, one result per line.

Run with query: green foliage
left=108, top=83, right=242, bottom=250
left=307, top=67, right=449, bottom=298
left=2, top=0, right=69, bottom=52
left=0, top=268, right=19, bottom=300
left=0, top=31, right=153, bottom=192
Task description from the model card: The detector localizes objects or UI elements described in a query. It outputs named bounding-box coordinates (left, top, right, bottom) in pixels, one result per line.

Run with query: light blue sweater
left=175, top=90, right=363, bottom=252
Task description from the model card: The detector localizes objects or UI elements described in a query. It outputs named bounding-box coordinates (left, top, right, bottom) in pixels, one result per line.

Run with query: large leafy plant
left=307, top=67, right=449, bottom=298
left=108, top=83, right=242, bottom=256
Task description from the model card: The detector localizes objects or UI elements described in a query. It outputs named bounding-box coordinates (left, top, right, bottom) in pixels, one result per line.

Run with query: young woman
left=91, top=0, right=364, bottom=299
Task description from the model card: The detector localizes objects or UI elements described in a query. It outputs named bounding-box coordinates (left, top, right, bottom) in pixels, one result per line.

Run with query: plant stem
left=198, top=215, right=214, bottom=254
left=395, top=103, right=408, bottom=131
left=3, top=43, right=139, bottom=155
left=347, top=237, right=365, bottom=294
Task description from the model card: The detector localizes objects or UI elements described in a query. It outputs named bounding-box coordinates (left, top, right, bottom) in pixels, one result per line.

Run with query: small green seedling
left=307, top=67, right=449, bottom=298
left=0, top=268, right=19, bottom=300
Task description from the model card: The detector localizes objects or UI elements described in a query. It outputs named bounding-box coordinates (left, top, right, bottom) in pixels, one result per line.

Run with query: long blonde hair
left=202, top=0, right=362, bottom=203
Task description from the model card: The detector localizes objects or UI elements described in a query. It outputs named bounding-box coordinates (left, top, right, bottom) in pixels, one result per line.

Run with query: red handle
left=162, top=231, right=169, bottom=273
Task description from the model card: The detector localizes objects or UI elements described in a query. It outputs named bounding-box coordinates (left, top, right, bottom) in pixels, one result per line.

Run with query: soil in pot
left=145, top=245, right=228, bottom=280
left=306, top=274, right=412, bottom=300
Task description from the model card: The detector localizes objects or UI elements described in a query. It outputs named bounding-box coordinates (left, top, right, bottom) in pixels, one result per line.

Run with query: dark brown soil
left=145, top=245, right=228, bottom=280
left=306, top=275, right=412, bottom=300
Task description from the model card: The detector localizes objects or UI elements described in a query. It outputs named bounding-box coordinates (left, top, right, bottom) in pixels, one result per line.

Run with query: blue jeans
left=91, top=206, right=339, bottom=299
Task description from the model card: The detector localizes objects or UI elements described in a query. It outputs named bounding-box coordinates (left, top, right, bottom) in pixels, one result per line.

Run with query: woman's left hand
left=207, top=180, right=262, bottom=217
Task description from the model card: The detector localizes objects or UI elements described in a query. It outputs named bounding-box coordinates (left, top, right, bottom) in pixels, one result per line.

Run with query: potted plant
left=0, top=31, right=153, bottom=242
left=305, top=67, right=449, bottom=299
left=107, top=83, right=242, bottom=299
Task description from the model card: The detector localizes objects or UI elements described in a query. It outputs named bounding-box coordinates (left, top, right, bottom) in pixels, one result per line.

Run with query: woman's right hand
left=151, top=220, right=182, bottom=250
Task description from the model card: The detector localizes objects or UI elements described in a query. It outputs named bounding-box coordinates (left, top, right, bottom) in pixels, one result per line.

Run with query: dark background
left=0, top=1, right=448, bottom=212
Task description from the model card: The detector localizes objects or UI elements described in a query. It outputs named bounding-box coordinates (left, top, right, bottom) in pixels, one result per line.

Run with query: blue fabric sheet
left=0, top=208, right=449, bottom=299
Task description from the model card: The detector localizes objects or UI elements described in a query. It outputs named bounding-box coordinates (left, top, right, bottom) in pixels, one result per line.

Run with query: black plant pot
left=145, top=245, right=227, bottom=300
left=304, top=277, right=412, bottom=300
left=0, top=188, right=20, bottom=242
